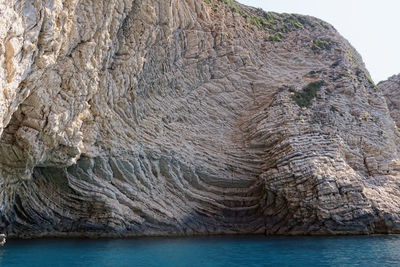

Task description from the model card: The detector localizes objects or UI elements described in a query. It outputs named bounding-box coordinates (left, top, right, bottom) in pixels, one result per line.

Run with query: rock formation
left=0, top=233, right=5, bottom=246
left=1, top=0, right=400, bottom=238
left=380, top=74, right=400, bottom=128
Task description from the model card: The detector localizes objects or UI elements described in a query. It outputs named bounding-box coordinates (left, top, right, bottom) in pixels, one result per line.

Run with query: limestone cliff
left=380, top=74, right=400, bottom=128
left=1, top=0, right=400, bottom=238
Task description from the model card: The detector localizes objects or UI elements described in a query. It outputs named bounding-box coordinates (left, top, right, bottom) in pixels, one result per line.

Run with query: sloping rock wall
left=1, top=0, right=400, bottom=237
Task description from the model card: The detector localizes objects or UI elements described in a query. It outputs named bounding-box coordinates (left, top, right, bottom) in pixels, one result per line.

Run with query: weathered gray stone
left=380, top=74, right=400, bottom=128
left=1, top=0, right=400, bottom=238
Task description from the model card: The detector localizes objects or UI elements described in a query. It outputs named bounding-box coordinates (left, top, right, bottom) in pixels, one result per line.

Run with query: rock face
left=1, top=0, right=400, bottom=238
left=380, top=74, right=400, bottom=128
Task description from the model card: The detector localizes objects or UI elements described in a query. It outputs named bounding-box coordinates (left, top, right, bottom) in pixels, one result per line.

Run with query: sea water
left=1, top=235, right=400, bottom=266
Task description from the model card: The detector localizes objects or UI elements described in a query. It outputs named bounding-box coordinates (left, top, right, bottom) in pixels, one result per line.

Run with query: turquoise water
left=1, top=235, right=400, bottom=266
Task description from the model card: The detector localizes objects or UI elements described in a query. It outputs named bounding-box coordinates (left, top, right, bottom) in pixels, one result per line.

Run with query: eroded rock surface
left=380, top=74, right=400, bottom=128
left=1, top=0, right=400, bottom=238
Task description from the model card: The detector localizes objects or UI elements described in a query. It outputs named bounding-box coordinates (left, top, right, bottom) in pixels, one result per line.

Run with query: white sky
left=237, top=0, right=400, bottom=82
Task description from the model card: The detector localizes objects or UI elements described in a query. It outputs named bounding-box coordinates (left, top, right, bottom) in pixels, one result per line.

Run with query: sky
left=236, top=0, right=400, bottom=83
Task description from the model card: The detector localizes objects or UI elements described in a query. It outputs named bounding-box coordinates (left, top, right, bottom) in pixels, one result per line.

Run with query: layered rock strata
left=1, top=0, right=400, bottom=238
left=380, top=74, right=400, bottom=128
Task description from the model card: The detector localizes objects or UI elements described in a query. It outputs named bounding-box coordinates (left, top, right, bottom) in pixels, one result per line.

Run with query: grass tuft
left=312, top=39, right=333, bottom=51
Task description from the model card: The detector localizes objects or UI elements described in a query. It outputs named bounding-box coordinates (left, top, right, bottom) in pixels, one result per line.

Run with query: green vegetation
left=338, top=73, right=351, bottom=78
left=268, top=32, right=283, bottom=42
left=314, top=21, right=330, bottom=30
left=346, top=47, right=377, bottom=90
left=219, top=0, right=305, bottom=33
left=311, top=39, right=332, bottom=51
left=355, top=66, right=379, bottom=90
left=346, top=48, right=360, bottom=65
left=222, top=0, right=270, bottom=28
left=275, top=14, right=303, bottom=33
left=219, top=0, right=332, bottom=35
left=246, top=14, right=273, bottom=29
left=291, top=81, right=325, bottom=107
left=204, top=0, right=210, bottom=4
left=223, top=0, right=240, bottom=13
left=364, top=73, right=379, bottom=90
